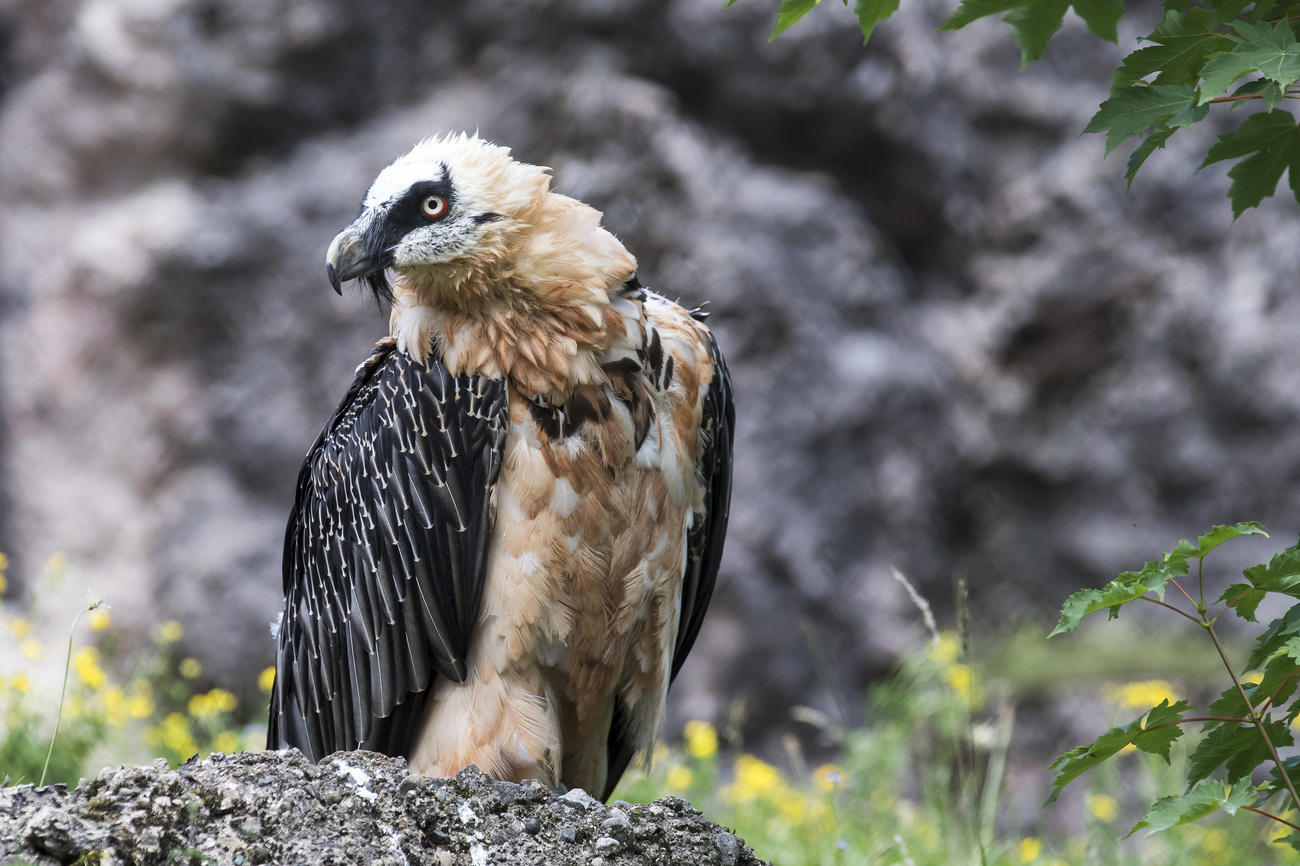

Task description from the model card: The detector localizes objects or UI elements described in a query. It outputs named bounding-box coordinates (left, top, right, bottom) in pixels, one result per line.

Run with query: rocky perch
left=0, top=750, right=768, bottom=865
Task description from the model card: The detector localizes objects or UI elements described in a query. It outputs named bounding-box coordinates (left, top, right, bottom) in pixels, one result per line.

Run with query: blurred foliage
left=737, top=0, right=1300, bottom=215
left=0, top=556, right=267, bottom=786
left=1050, top=524, right=1300, bottom=855
left=617, top=626, right=1298, bottom=864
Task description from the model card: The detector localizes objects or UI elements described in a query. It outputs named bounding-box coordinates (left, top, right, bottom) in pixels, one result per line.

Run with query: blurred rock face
left=3, top=0, right=1300, bottom=740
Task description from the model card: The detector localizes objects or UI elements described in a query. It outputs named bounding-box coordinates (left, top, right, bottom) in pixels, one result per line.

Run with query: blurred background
left=4, top=0, right=1300, bottom=809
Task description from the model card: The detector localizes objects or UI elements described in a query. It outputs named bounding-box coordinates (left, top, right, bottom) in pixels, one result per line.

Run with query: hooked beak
left=325, top=225, right=381, bottom=295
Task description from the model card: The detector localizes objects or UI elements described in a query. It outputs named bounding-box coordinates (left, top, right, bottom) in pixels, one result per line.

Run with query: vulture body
left=268, top=134, right=733, bottom=799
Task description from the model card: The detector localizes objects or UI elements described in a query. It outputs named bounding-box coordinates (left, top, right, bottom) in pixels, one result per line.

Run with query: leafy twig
left=1204, top=622, right=1300, bottom=817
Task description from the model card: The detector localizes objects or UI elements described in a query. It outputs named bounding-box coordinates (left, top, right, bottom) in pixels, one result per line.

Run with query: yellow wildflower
left=1018, top=837, right=1043, bottom=862
left=812, top=764, right=844, bottom=792
left=47, top=552, right=68, bottom=573
left=179, top=657, right=202, bottom=679
left=1201, top=827, right=1228, bottom=857
left=127, top=693, right=155, bottom=719
left=73, top=646, right=106, bottom=690
left=160, top=620, right=184, bottom=642
left=20, top=639, right=42, bottom=659
left=930, top=631, right=961, bottom=664
left=150, top=712, right=198, bottom=758
left=10, top=617, right=30, bottom=638
left=102, top=686, right=127, bottom=727
left=684, top=720, right=718, bottom=760
left=666, top=765, right=693, bottom=791
left=89, top=609, right=111, bottom=632
left=726, top=754, right=784, bottom=803
left=214, top=730, right=241, bottom=754
left=10, top=674, right=30, bottom=694
left=773, top=787, right=806, bottom=824
left=189, top=688, right=237, bottom=717
left=0, top=551, right=9, bottom=570
left=258, top=666, right=276, bottom=694
left=1102, top=680, right=1177, bottom=711
left=948, top=664, right=973, bottom=701
left=1087, top=793, right=1118, bottom=823
left=0, top=574, right=7, bottom=595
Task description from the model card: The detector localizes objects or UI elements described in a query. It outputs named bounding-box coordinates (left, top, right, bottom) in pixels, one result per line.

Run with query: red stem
left=1169, top=578, right=1198, bottom=609
left=1245, top=806, right=1300, bottom=832
left=1138, top=595, right=1203, bottom=625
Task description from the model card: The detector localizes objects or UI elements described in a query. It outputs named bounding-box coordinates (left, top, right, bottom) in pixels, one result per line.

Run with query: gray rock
left=715, top=830, right=742, bottom=866
left=0, top=751, right=768, bottom=866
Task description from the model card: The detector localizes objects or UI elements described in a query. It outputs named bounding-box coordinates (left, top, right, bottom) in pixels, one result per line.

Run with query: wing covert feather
left=268, top=340, right=507, bottom=759
left=603, top=327, right=734, bottom=801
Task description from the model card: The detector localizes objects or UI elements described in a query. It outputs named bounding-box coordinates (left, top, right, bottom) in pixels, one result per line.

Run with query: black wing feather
left=268, top=340, right=507, bottom=759
left=603, top=328, right=735, bottom=800
left=672, top=330, right=734, bottom=680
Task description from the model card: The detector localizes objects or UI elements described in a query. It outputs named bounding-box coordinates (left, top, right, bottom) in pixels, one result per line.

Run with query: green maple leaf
left=1115, top=40, right=1223, bottom=88
left=770, top=0, right=823, bottom=37
left=853, top=0, right=899, bottom=42
left=1086, top=84, right=1208, bottom=153
left=1071, top=0, right=1123, bottom=42
left=1247, top=604, right=1300, bottom=670
left=944, top=0, right=1119, bottom=62
left=940, top=0, right=1033, bottom=31
left=1196, top=522, right=1268, bottom=555
left=1127, top=778, right=1255, bottom=837
left=1199, top=22, right=1300, bottom=103
left=1203, top=109, right=1300, bottom=216
left=1221, top=542, right=1300, bottom=620
left=1207, top=661, right=1299, bottom=718
left=1242, top=543, right=1300, bottom=591
left=1220, top=580, right=1267, bottom=620
left=1047, top=700, right=1192, bottom=803
left=1126, top=127, right=1176, bottom=186
left=1051, top=524, right=1261, bottom=636
left=1187, top=717, right=1292, bottom=784
left=1233, top=20, right=1300, bottom=85
left=1005, top=0, right=1070, bottom=65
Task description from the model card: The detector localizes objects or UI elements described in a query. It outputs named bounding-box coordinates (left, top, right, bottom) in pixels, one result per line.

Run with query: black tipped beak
left=325, top=226, right=378, bottom=295
left=326, top=260, right=343, bottom=295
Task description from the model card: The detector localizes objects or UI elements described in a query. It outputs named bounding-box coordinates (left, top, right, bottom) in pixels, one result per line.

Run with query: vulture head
left=324, top=133, right=632, bottom=314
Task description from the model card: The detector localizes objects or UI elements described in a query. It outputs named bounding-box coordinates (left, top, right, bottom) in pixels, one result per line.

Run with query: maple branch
left=1142, top=716, right=1252, bottom=733
left=1207, top=92, right=1300, bottom=104
left=1169, top=577, right=1198, bottom=610
left=1139, top=594, right=1202, bottom=625
left=1244, top=806, right=1300, bottom=832
left=1258, top=671, right=1300, bottom=714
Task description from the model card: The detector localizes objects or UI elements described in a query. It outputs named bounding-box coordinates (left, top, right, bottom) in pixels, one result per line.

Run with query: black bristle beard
left=365, top=269, right=394, bottom=305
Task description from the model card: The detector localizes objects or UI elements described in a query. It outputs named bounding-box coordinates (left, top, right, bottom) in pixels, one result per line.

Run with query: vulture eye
left=421, top=195, right=449, bottom=220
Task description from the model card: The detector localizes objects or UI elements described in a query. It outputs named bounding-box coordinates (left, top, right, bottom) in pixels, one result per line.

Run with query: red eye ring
left=422, top=195, right=449, bottom=219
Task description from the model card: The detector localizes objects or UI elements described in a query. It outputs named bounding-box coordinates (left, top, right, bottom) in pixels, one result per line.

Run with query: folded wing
left=268, top=340, right=508, bottom=759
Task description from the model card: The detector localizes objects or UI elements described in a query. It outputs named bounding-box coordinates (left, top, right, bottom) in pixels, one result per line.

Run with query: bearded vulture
left=267, top=133, right=734, bottom=800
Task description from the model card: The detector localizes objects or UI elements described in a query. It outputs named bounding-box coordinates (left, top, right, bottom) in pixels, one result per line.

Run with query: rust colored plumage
left=269, top=134, right=734, bottom=799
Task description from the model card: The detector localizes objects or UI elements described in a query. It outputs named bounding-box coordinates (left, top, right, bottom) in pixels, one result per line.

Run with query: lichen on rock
left=0, top=750, right=768, bottom=865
